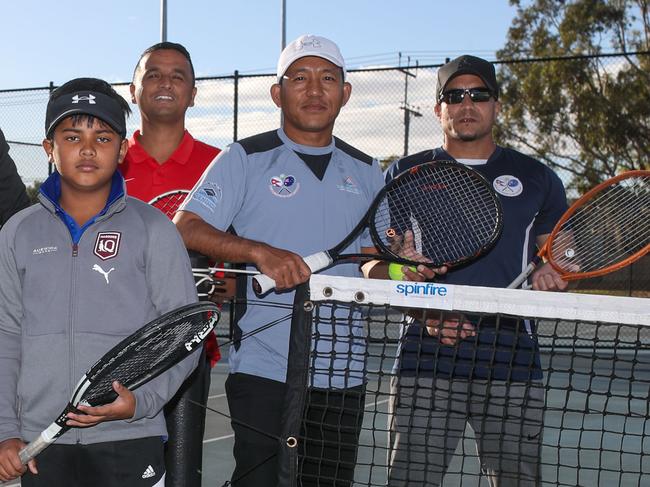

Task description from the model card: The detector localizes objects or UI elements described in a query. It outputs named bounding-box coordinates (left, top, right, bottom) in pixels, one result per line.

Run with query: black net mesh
left=276, top=276, right=650, bottom=487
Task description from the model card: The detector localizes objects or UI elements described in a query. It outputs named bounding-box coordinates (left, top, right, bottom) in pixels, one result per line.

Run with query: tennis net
left=277, top=275, right=650, bottom=487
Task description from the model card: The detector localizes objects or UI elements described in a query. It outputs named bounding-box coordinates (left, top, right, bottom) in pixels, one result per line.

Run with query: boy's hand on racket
left=0, top=438, right=37, bottom=480
left=425, top=313, right=476, bottom=346
left=531, top=262, right=570, bottom=292
left=66, top=382, right=136, bottom=427
left=254, top=244, right=311, bottom=290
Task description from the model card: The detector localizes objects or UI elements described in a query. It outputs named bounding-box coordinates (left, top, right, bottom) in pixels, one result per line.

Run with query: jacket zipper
left=70, top=241, right=80, bottom=443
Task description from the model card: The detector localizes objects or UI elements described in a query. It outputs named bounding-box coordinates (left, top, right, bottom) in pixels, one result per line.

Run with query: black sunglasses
left=439, top=87, right=494, bottom=105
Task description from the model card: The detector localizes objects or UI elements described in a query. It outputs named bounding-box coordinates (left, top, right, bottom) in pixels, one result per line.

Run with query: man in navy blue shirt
left=375, top=55, right=569, bottom=486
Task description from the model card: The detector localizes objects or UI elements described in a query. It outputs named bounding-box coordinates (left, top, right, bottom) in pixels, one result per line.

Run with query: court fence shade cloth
left=276, top=275, right=649, bottom=487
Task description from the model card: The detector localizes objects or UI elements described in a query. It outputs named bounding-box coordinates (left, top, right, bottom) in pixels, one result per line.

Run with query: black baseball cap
left=436, top=55, right=499, bottom=102
left=45, top=90, right=127, bottom=138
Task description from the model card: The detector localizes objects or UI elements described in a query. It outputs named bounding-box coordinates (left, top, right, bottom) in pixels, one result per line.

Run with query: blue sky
left=0, top=0, right=518, bottom=89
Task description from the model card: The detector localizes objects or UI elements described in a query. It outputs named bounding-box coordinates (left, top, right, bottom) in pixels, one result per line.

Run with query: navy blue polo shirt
left=385, top=147, right=568, bottom=381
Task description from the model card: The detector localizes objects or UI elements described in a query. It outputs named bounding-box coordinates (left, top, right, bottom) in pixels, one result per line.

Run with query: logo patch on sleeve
left=193, top=183, right=222, bottom=213
left=93, top=232, right=121, bottom=260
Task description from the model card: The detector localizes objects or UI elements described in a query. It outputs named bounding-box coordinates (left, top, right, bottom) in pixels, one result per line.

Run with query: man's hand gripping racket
left=509, top=170, right=649, bottom=289
left=253, top=161, right=503, bottom=294
left=18, top=302, right=220, bottom=465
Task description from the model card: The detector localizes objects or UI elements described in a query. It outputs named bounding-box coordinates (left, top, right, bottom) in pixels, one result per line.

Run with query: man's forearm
left=174, top=210, right=265, bottom=265
left=174, top=210, right=312, bottom=290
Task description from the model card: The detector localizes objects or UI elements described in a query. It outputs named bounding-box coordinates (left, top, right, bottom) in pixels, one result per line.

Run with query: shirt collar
left=127, top=129, right=195, bottom=165
left=38, top=171, right=126, bottom=243
left=40, top=171, right=125, bottom=211
left=277, top=127, right=334, bottom=156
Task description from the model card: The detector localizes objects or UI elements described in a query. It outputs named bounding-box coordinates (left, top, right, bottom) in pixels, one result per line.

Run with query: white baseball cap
left=276, top=34, right=346, bottom=82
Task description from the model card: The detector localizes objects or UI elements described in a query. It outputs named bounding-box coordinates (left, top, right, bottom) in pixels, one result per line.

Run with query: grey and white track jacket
left=0, top=172, right=199, bottom=445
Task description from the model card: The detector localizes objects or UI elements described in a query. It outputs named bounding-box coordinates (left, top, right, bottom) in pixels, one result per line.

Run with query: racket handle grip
left=19, top=434, right=50, bottom=464
left=252, top=252, right=333, bottom=295
left=507, top=257, right=541, bottom=289
left=303, top=252, right=333, bottom=273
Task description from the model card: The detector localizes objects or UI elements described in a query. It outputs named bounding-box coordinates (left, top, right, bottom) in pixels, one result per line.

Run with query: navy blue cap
left=436, top=55, right=499, bottom=101
left=45, top=91, right=127, bottom=138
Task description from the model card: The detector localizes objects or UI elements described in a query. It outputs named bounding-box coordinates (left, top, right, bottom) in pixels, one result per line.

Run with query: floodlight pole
left=280, top=0, right=287, bottom=126
left=281, top=0, right=287, bottom=49
left=160, top=0, right=168, bottom=42
left=399, top=55, right=421, bottom=156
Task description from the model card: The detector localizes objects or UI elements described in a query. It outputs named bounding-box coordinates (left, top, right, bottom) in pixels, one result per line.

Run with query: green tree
left=379, top=155, right=401, bottom=171
left=25, top=180, right=42, bottom=205
left=495, top=0, right=649, bottom=192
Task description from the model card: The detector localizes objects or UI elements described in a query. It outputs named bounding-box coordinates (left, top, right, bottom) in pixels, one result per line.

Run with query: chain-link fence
left=1, top=53, right=647, bottom=294
left=3, top=53, right=647, bottom=186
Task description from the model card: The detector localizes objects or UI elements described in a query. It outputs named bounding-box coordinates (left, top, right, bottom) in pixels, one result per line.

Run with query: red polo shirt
left=121, top=130, right=220, bottom=202
left=122, top=130, right=222, bottom=365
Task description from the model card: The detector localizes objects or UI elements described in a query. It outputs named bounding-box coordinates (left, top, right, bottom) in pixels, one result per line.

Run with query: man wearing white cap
left=175, top=35, right=384, bottom=486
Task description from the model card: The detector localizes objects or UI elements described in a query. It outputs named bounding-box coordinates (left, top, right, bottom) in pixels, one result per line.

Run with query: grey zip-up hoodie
left=0, top=172, right=199, bottom=445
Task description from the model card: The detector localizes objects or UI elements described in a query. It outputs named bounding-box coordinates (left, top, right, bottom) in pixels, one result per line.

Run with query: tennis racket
left=18, top=302, right=220, bottom=464
left=508, top=170, right=650, bottom=289
left=148, top=189, right=190, bottom=219
left=253, top=160, right=503, bottom=294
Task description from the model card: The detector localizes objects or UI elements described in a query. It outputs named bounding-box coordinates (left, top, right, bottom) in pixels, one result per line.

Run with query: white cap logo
left=71, top=94, right=96, bottom=104
left=276, top=34, right=346, bottom=82
left=299, top=38, right=322, bottom=50
left=493, top=175, right=523, bottom=197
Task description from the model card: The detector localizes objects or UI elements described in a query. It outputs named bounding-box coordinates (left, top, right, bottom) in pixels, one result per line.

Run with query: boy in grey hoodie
left=0, top=78, right=198, bottom=486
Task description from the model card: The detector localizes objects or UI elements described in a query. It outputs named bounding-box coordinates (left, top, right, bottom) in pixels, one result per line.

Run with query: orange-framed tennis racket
left=508, top=170, right=649, bottom=289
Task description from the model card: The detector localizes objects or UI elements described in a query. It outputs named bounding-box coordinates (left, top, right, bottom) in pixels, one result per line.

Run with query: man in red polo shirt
left=122, top=43, right=219, bottom=201
left=122, top=41, right=220, bottom=487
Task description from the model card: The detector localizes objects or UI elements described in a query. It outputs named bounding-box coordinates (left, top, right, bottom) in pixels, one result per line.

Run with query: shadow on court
left=3, top=344, right=648, bottom=486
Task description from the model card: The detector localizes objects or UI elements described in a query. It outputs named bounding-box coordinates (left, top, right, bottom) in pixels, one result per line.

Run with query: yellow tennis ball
left=388, top=262, right=417, bottom=280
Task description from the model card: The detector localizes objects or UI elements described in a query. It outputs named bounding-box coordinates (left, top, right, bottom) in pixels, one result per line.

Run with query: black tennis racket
left=18, top=302, right=220, bottom=464
left=253, top=160, right=503, bottom=294
left=148, top=189, right=190, bottom=219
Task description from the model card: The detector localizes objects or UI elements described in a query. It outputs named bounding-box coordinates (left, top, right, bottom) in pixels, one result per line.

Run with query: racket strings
left=551, top=179, right=649, bottom=270
left=375, top=164, right=501, bottom=265
left=83, top=311, right=216, bottom=405
left=150, top=191, right=188, bottom=218
left=550, top=175, right=650, bottom=273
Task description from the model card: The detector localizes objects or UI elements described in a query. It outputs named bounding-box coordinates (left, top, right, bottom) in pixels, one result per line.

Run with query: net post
left=276, top=282, right=312, bottom=486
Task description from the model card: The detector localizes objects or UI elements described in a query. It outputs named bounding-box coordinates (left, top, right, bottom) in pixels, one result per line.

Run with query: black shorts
left=21, top=436, right=165, bottom=487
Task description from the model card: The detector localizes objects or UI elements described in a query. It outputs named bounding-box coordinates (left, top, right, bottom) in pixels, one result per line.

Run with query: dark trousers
left=163, top=349, right=211, bottom=487
left=21, top=436, right=165, bottom=487
left=299, top=387, right=365, bottom=487
left=225, top=373, right=364, bottom=487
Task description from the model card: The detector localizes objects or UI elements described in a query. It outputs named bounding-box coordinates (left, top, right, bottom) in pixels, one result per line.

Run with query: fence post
left=233, top=70, right=239, bottom=142
left=48, top=81, right=55, bottom=177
